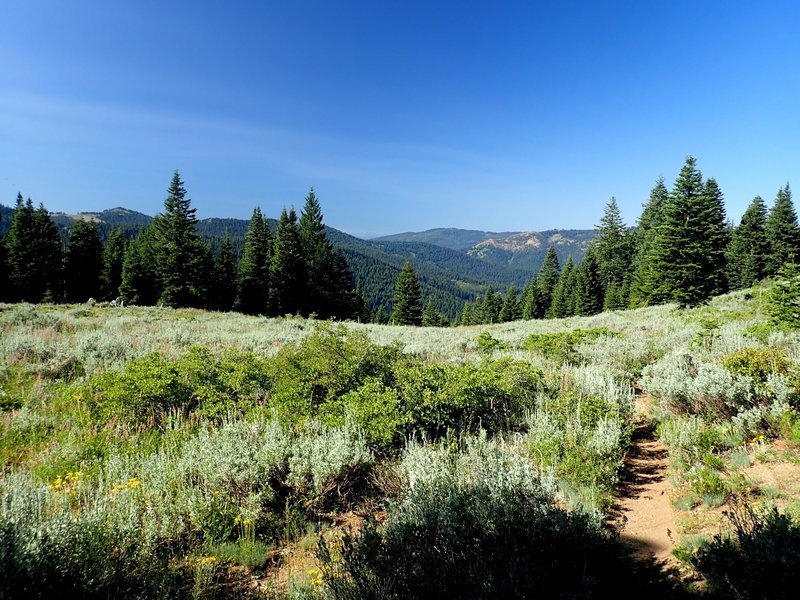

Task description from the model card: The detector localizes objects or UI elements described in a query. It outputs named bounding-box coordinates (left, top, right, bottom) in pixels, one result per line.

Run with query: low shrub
left=521, top=328, right=618, bottom=365
left=320, top=436, right=614, bottom=600
left=688, top=500, right=800, bottom=599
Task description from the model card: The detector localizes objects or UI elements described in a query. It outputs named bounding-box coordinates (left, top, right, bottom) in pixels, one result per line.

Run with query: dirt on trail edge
left=608, top=394, right=691, bottom=597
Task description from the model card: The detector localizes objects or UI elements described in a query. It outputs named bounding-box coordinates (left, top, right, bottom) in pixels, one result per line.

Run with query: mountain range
left=0, top=204, right=595, bottom=318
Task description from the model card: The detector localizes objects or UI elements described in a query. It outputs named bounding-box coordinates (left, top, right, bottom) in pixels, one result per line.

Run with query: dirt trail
left=610, top=394, right=684, bottom=584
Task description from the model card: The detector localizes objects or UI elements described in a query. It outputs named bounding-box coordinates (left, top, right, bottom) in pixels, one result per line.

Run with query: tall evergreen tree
left=65, top=220, right=104, bottom=302
left=212, top=235, right=238, bottom=311
left=152, top=171, right=207, bottom=308
left=101, top=228, right=127, bottom=300
left=32, top=203, right=64, bottom=302
left=526, top=246, right=560, bottom=318
left=726, top=196, right=769, bottom=290
left=575, top=247, right=603, bottom=316
left=480, top=286, right=502, bottom=323
left=298, top=188, right=356, bottom=319
left=353, top=282, right=372, bottom=323
left=392, top=261, right=422, bottom=325
left=499, top=285, right=521, bottom=322
left=703, top=177, right=730, bottom=297
left=548, top=256, right=576, bottom=318
left=270, top=207, right=306, bottom=316
left=646, top=156, right=728, bottom=307
left=236, top=207, right=272, bottom=315
left=373, top=304, right=390, bottom=325
left=765, top=183, right=800, bottom=277
left=7, top=197, right=63, bottom=303
left=119, top=226, right=160, bottom=305
left=629, top=177, right=668, bottom=306
left=593, top=196, right=632, bottom=301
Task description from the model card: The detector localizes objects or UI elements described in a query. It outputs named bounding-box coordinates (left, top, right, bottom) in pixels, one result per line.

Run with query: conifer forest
left=3, top=156, right=800, bottom=599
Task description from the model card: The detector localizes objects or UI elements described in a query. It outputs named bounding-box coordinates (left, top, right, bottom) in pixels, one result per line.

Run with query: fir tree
left=8, top=198, right=64, bottom=303
left=527, top=246, right=560, bottom=318
left=119, top=226, right=160, bottom=305
left=152, top=171, right=207, bottom=308
left=593, top=196, right=632, bottom=300
left=33, top=204, right=64, bottom=302
left=548, top=256, right=575, bottom=318
left=392, top=261, right=422, bottom=325
left=101, top=228, right=127, bottom=300
left=646, top=156, right=728, bottom=307
left=236, top=207, right=272, bottom=315
left=703, top=177, right=730, bottom=297
left=765, top=183, right=800, bottom=277
left=65, top=220, right=104, bottom=302
left=353, top=282, right=372, bottom=323
left=480, top=286, right=502, bottom=324
left=499, top=285, right=521, bottom=322
left=575, top=248, right=603, bottom=316
left=629, top=177, right=668, bottom=306
left=373, top=304, right=389, bottom=325
left=212, top=235, right=238, bottom=311
left=270, top=207, right=306, bottom=316
left=726, top=196, right=769, bottom=290
left=422, top=298, right=448, bottom=327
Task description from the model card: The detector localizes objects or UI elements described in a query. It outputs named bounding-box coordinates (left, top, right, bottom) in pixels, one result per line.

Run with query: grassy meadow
left=2, top=285, right=800, bottom=598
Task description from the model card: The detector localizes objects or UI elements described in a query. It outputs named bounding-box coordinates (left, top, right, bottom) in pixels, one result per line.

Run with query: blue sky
left=2, top=1, right=799, bottom=237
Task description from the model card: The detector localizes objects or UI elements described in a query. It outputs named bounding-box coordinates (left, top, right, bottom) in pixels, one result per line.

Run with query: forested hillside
left=3, top=156, right=799, bottom=325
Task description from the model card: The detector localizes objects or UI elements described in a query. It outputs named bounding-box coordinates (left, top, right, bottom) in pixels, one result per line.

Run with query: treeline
left=0, top=172, right=368, bottom=320
left=460, top=156, right=800, bottom=325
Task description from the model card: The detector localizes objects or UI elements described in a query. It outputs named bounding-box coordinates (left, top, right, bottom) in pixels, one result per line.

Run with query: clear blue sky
left=2, top=1, right=799, bottom=237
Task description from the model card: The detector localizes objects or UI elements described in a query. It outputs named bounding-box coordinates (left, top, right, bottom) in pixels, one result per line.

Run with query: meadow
left=2, top=285, right=800, bottom=599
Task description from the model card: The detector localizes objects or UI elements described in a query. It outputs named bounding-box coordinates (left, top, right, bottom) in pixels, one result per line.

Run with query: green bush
left=722, top=346, right=791, bottom=383
left=397, top=358, right=543, bottom=440
left=79, top=346, right=271, bottom=424
left=268, top=323, right=405, bottom=424
left=476, top=331, right=507, bottom=354
left=688, top=501, right=800, bottom=599
left=320, top=437, right=614, bottom=600
left=521, top=328, right=618, bottom=365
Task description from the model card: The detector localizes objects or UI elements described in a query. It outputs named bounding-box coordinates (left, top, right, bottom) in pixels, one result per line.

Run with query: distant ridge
left=0, top=203, right=594, bottom=318
left=372, top=228, right=517, bottom=250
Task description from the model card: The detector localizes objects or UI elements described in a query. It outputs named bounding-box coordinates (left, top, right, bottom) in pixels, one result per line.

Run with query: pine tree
left=392, top=261, right=422, bottom=325
left=152, top=171, right=207, bottom=308
left=33, top=204, right=64, bottom=302
left=499, top=285, right=521, bottom=322
left=575, top=248, right=603, bottom=316
left=101, top=228, right=127, bottom=300
left=422, top=298, right=448, bottom=327
left=703, top=177, right=730, bottom=297
left=480, top=286, right=502, bottom=323
left=212, top=235, right=238, bottom=311
left=270, top=207, right=306, bottom=316
left=629, top=177, right=668, bottom=306
left=298, top=189, right=357, bottom=319
left=236, top=207, right=272, bottom=315
left=726, top=196, right=769, bottom=290
left=8, top=197, right=64, bottom=303
left=373, top=304, right=389, bottom=325
left=353, top=282, right=372, bottom=323
left=593, top=196, right=632, bottom=301
left=765, top=183, right=800, bottom=277
left=646, top=156, right=728, bottom=307
left=548, top=256, right=575, bottom=318
left=528, top=246, right=560, bottom=318
left=119, top=226, right=160, bottom=305
left=65, top=220, right=104, bottom=302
